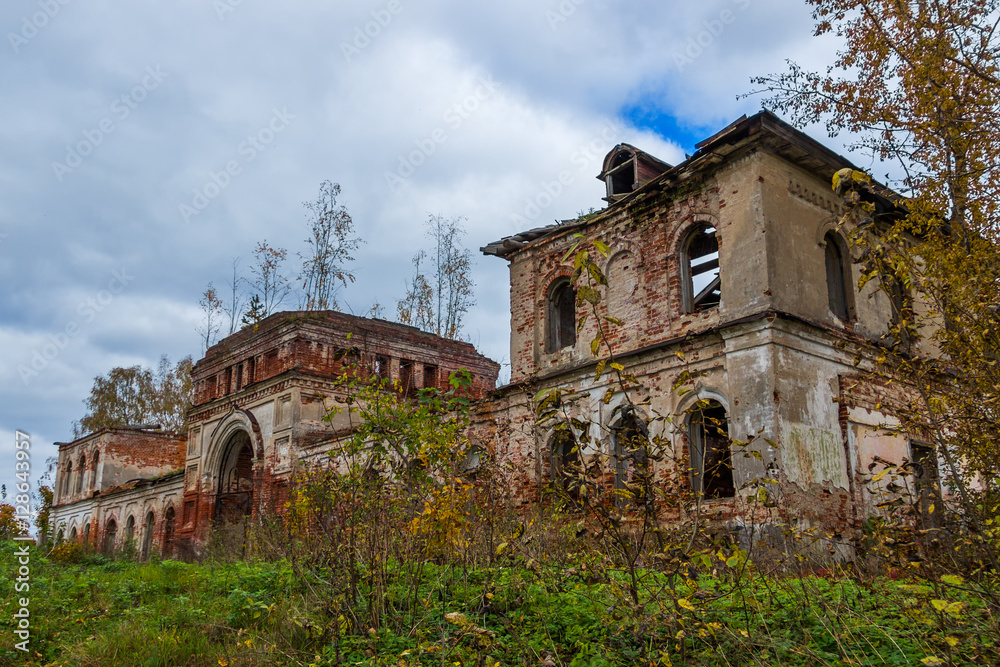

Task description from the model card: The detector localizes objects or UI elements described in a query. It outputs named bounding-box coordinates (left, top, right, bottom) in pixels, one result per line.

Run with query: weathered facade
left=51, top=111, right=929, bottom=556
left=49, top=427, right=186, bottom=557
left=478, top=111, right=932, bottom=550
left=50, top=312, right=500, bottom=556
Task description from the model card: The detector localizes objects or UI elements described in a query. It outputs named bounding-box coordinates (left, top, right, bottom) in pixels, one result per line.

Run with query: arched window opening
left=103, top=519, right=117, bottom=554
left=911, top=441, right=942, bottom=530
left=688, top=400, right=735, bottom=499
left=163, top=507, right=176, bottom=558
left=76, top=455, right=86, bottom=494
left=69, top=526, right=77, bottom=541
left=612, top=410, right=649, bottom=490
left=63, top=461, right=72, bottom=500
left=888, top=276, right=911, bottom=329
left=91, top=451, right=100, bottom=490
left=825, top=233, right=851, bottom=321
left=547, top=280, right=576, bottom=352
left=83, top=523, right=90, bottom=545
left=683, top=225, right=721, bottom=312
left=549, top=430, right=580, bottom=494
left=124, top=515, right=135, bottom=542
left=142, top=512, right=155, bottom=560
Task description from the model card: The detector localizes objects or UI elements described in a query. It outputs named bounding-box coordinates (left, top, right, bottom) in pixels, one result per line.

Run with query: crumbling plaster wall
left=757, top=151, right=892, bottom=335
left=494, top=144, right=910, bottom=539
left=54, top=430, right=184, bottom=507
left=50, top=474, right=183, bottom=554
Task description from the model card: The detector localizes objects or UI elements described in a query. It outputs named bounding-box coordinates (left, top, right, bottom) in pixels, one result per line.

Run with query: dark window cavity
left=547, top=280, right=576, bottom=352
left=825, top=232, right=851, bottom=321
left=688, top=400, right=735, bottom=499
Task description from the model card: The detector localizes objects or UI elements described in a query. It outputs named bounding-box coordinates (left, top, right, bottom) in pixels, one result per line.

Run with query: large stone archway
left=215, top=429, right=254, bottom=524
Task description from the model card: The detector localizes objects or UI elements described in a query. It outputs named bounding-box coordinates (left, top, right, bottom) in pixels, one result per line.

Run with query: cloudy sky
left=0, top=0, right=849, bottom=503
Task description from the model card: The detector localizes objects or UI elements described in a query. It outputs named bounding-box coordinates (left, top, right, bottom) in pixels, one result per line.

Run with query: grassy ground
left=0, top=540, right=995, bottom=666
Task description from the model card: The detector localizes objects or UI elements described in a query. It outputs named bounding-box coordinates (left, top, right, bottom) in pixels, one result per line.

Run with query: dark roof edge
left=482, top=111, right=901, bottom=260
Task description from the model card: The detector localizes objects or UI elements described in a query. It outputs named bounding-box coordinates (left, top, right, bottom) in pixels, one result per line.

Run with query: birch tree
left=299, top=181, right=362, bottom=310
left=397, top=215, right=475, bottom=339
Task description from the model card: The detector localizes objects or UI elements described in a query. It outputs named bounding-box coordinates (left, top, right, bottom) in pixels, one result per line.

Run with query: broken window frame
left=688, top=400, right=735, bottom=500
left=605, top=151, right=636, bottom=199
left=681, top=224, right=721, bottom=313
left=546, top=279, right=577, bottom=353
left=824, top=232, right=853, bottom=322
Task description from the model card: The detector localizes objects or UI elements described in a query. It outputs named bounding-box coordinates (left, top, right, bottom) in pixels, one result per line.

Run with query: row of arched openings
left=548, top=399, right=735, bottom=502
left=60, top=450, right=100, bottom=501
left=547, top=225, right=861, bottom=353
left=61, top=506, right=176, bottom=558
left=546, top=222, right=721, bottom=354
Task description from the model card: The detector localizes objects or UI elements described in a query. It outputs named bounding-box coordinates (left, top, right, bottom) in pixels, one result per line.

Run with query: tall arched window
left=612, top=410, right=648, bottom=491
left=76, top=455, right=86, bottom=494
left=688, top=400, right=735, bottom=499
left=142, top=512, right=155, bottom=560
left=61, top=461, right=72, bottom=501
left=125, top=515, right=135, bottom=542
left=682, top=225, right=721, bottom=313
left=824, top=232, right=851, bottom=321
left=91, top=451, right=100, bottom=490
left=549, top=430, right=579, bottom=494
left=103, top=519, right=117, bottom=554
left=547, top=280, right=576, bottom=352
left=163, top=507, right=176, bottom=558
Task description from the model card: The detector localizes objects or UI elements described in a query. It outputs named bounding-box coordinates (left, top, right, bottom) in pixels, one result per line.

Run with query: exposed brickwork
left=52, top=111, right=926, bottom=559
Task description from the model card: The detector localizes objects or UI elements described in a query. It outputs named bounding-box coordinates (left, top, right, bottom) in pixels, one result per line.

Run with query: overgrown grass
left=1, top=540, right=994, bottom=666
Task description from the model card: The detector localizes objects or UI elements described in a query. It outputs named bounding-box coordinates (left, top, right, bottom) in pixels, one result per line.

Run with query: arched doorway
left=216, top=430, right=254, bottom=524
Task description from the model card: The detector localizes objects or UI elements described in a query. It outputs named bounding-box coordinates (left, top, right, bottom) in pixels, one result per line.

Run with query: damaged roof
left=482, top=111, right=894, bottom=259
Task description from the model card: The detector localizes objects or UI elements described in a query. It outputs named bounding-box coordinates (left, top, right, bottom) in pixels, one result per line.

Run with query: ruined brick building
left=50, top=111, right=928, bottom=556
left=49, top=313, right=499, bottom=556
